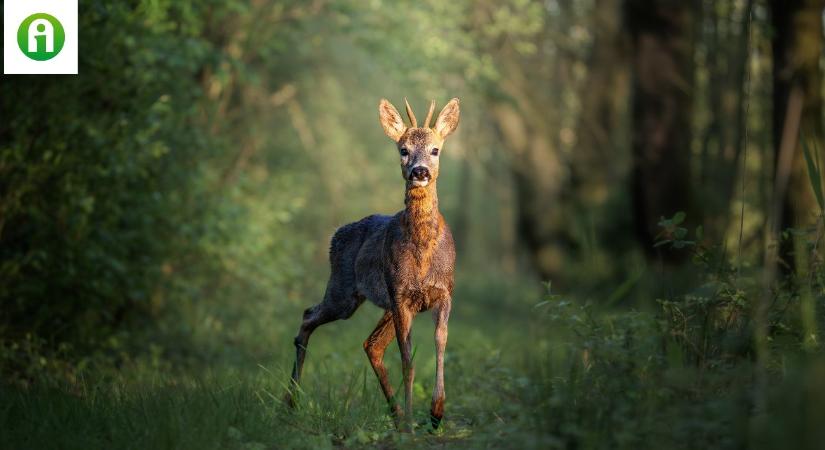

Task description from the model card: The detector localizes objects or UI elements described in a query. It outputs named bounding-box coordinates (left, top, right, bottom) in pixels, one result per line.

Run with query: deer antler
left=423, top=100, right=436, bottom=128
left=404, top=97, right=418, bottom=128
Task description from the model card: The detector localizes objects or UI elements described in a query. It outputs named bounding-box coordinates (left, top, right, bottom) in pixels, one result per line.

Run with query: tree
left=625, top=0, right=700, bottom=260
left=697, top=0, right=755, bottom=238
left=770, top=0, right=824, bottom=267
left=571, top=0, right=629, bottom=209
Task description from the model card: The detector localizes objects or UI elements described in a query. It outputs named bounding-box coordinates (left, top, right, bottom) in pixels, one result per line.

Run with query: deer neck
left=403, top=182, right=440, bottom=247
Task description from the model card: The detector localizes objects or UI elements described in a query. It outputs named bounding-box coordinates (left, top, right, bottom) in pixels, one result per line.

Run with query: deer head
left=378, top=98, right=460, bottom=188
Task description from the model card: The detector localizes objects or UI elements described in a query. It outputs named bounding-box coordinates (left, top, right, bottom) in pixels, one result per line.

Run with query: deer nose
left=410, top=166, right=430, bottom=181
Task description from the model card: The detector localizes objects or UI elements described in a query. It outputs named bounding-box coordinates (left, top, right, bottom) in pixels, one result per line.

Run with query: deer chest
left=393, top=245, right=454, bottom=311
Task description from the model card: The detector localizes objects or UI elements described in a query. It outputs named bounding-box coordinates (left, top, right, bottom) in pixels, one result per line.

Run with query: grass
left=0, top=353, right=535, bottom=449
left=3, top=270, right=825, bottom=449
left=1, top=275, right=547, bottom=449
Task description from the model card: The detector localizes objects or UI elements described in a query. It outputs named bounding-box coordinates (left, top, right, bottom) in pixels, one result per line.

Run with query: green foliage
left=657, top=227, right=753, bottom=368
left=2, top=1, right=214, bottom=360
left=530, top=281, right=822, bottom=448
left=523, top=214, right=825, bottom=449
left=654, top=211, right=696, bottom=250
left=0, top=0, right=324, bottom=379
left=533, top=293, right=665, bottom=448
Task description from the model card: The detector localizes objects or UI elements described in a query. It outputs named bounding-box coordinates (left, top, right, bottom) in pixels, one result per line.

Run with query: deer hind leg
left=430, top=299, right=451, bottom=430
left=363, top=311, right=402, bottom=422
left=286, top=285, right=362, bottom=407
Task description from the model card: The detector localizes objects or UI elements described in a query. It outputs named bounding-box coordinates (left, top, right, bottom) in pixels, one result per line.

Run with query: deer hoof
left=283, top=392, right=297, bottom=409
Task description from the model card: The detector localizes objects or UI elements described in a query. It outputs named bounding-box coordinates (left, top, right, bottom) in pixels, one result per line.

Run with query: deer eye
left=400, top=148, right=409, bottom=157
left=431, top=148, right=440, bottom=156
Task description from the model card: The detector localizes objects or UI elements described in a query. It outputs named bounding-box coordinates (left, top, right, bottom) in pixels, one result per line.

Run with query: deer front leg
left=430, top=299, right=451, bottom=429
left=393, top=305, right=415, bottom=432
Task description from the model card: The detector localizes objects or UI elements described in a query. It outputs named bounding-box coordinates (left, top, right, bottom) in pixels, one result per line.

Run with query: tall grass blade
left=801, top=132, right=824, bottom=213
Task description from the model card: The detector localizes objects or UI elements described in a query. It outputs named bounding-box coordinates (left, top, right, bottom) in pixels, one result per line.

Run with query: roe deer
left=286, top=97, right=460, bottom=432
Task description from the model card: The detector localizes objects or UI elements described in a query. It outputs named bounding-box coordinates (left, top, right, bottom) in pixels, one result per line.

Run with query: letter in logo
left=17, top=13, right=65, bottom=61
left=29, top=19, right=54, bottom=53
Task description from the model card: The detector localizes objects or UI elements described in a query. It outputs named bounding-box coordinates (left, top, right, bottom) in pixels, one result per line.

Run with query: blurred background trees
left=1, top=0, right=823, bottom=382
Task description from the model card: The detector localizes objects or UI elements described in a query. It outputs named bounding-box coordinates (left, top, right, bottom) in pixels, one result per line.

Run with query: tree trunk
left=625, top=0, right=699, bottom=260
left=492, top=101, right=573, bottom=279
left=699, top=0, right=755, bottom=239
left=572, top=0, right=629, bottom=207
left=771, top=0, right=824, bottom=264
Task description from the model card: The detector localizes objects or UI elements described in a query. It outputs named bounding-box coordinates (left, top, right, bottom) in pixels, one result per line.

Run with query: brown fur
left=402, top=185, right=440, bottom=280
left=286, top=98, right=460, bottom=432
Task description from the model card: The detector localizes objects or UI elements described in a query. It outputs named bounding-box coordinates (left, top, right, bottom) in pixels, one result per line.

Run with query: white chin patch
left=411, top=179, right=429, bottom=187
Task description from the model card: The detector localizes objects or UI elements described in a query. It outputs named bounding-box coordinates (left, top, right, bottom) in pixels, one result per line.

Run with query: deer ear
left=434, top=98, right=460, bottom=139
left=378, top=99, right=406, bottom=141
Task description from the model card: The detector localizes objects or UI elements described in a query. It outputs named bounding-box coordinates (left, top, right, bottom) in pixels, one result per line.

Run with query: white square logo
left=3, top=0, right=78, bottom=74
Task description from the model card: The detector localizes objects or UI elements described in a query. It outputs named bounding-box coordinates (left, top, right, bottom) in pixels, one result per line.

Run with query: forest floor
left=1, top=276, right=552, bottom=449
left=4, top=271, right=824, bottom=449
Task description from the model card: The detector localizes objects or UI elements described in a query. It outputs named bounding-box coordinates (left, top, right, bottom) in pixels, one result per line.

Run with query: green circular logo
left=17, top=13, right=65, bottom=61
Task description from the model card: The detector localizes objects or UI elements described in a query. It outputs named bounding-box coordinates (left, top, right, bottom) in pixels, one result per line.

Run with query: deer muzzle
left=409, top=166, right=430, bottom=186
